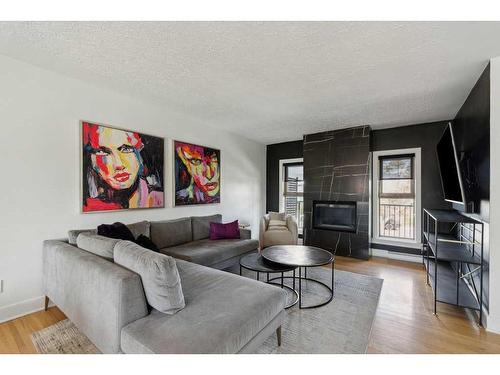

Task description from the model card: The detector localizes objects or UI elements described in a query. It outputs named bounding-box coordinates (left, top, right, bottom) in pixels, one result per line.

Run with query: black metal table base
left=240, top=266, right=299, bottom=309
left=272, top=264, right=334, bottom=309
left=240, top=263, right=334, bottom=309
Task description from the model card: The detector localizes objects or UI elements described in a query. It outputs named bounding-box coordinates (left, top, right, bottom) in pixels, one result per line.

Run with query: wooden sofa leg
left=276, top=326, right=282, bottom=347
left=44, top=296, right=49, bottom=311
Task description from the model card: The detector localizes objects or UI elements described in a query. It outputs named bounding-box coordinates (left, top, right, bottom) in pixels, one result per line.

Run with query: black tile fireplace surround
left=303, top=126, right=370, bottom=259
left=312, top=200, right=357, bottom=233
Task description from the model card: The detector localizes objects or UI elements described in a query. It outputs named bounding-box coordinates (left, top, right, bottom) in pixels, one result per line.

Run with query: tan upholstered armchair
left=259, top=212, right=298, bottom=250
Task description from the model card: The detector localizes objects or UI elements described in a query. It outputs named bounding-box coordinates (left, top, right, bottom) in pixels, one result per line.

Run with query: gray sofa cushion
left=192, top=214, right=222, bottom=241
left=68, top=221, right=150, bottom=245
left=120, top=259, right=286, bottom=353
left=160, top=238, right=259, bottom=267
left=150, top=217, right=192, bottom=249
left=68, top=229, right=97, bottom=245
left=126, top=221, right=151, bottom=239
left=114, top=241, right=185, bottom=315
left=76, top=233, right=120, bottom=260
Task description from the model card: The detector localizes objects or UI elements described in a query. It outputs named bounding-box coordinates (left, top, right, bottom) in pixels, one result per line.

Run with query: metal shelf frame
left=422, top=208, right=484, bottom=326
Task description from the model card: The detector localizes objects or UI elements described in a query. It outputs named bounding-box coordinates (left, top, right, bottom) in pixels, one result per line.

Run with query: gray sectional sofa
left=43, top=214, right=286, bottom=353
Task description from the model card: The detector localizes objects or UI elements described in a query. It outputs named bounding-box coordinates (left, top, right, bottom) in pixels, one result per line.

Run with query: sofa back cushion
left=68, top=221, right=150, bottom=245
left=68, top=229, right=97, bottom=245
left=127, top=220, right=151, bottom=239
left=76, top=233, right=120, bottom=260
left=192, top=214, right=222, bottom=241
left=114, top=241, right=185, bottom=315
left=150, top=217, right=192, bottom=249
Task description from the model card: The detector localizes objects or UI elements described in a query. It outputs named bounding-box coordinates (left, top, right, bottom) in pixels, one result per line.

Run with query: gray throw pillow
left=114, top=241, right=185, bottom=314
left=76, top=233, right=120, bottom=260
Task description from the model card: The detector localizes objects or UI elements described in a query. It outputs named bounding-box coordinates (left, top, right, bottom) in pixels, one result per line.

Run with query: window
left=373, top=149, right=421, bottom=244
left=280, top=160, right=304, bottom=235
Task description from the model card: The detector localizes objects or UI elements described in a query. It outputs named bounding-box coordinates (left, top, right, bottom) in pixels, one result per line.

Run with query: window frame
left=283, top=161, right=304, bottom=197
left=278, top=158, right=304, bottom=212
left=372, top=148, right=422, bottom=248
left=378, top=154, right=415, bottom=199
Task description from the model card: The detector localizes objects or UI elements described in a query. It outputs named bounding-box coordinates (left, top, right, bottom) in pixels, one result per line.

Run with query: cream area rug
left=31, top=267, right=383, bottom=354
left=31, top=319, right=100, bottom=354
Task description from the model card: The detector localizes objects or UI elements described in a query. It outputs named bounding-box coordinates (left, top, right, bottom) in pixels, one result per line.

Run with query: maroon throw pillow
left=210, top=220, right=241, bottom=240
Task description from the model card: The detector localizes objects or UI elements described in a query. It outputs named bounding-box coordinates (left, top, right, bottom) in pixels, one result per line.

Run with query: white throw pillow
left=268, top=212, right=286, bottom=221
left=269, top=220, right=287, bottom=227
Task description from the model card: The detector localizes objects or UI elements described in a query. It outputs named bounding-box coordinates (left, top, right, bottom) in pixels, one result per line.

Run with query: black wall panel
left=303, top=126, right=371, bottom=259
left=266, top=140, right=303, bottom=213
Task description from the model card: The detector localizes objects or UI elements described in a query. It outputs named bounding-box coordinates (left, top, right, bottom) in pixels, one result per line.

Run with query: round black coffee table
left=239, top=252, right=299, bottom=309
left=261, top=245, right=334, bottom=309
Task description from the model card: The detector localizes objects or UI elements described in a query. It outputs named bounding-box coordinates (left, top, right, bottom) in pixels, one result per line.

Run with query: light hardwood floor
left=1, top=256, right=500, bottom=354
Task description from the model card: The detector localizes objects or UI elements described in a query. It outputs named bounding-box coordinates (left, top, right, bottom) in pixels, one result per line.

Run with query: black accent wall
left=452, top=63, right=490, bottom=312
left=303, top=126, right=371, bottom=259
left=453, top=63, right=490, bottom=215
left=266, top=140, right=303, bottom=213
left=371, top=121, right=453, bottom=212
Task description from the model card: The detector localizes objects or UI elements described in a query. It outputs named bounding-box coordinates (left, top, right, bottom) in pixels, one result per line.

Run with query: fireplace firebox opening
left=312, top=200, right=357, bottom=233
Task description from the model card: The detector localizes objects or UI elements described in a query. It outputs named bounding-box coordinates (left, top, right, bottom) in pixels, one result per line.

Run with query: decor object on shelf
left=174, top=140, right=220, bottom=205
left=81, top=121, right=164, bottom=212
left=260, top=213, right=298, bottom=249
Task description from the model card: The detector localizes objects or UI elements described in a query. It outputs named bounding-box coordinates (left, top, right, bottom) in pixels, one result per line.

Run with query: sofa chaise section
left=121, top=259, right=286, bottom=353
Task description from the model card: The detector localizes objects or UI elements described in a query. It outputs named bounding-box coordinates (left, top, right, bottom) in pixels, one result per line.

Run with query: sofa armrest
left=239, top=228, right=251, bottom=239
left=259, top=217, right=268, bottom=249
left=43, top=239, right=148, bottom=353
left=286, top=215, right=299, bottom=245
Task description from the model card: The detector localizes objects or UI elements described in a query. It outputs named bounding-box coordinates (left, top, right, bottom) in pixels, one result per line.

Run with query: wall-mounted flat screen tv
left=436, top=122, right=466, bottom=204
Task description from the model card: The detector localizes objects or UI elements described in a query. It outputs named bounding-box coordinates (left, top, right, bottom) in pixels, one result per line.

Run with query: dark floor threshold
left=371, top=242, right=421, bottom=255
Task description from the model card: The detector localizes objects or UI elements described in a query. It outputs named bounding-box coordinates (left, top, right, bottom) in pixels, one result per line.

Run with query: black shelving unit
left=422, top=208, right=484, bottom=325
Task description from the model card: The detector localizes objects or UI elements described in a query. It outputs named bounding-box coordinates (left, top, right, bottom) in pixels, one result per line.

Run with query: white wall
left=0, top=55, right=266, bottom=322
left=489, top=56, right=500, bottom=333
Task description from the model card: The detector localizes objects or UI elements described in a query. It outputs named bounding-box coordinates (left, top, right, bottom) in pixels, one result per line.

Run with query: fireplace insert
left=312, top=200, right=357, bottom=233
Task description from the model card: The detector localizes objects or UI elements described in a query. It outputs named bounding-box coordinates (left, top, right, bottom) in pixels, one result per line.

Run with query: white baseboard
left=0, top=295, right=53, bottom=324
left=370, top=248, right=422, bottom=263
left=486, top=312, right=500, bottom=334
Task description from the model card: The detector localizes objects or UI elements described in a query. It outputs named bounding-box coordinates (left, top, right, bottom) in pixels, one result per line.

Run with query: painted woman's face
left=177, top=144, right=220, bottom=196
left=89, top=128, right=143, bottom=190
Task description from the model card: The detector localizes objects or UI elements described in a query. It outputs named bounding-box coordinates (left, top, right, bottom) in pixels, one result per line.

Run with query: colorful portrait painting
left=174, top=140, right=220, bottom=205
left=81, top=121, right=164, bottom=212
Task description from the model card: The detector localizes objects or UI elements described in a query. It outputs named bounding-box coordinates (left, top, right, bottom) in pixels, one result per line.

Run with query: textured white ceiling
left=1, top=22, right=499, bottom=144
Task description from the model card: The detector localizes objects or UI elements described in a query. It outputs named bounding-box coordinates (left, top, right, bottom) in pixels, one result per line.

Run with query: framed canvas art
left=174, top=140, right=220, bottom=205
left=81, top=121, right=164, bottom=213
